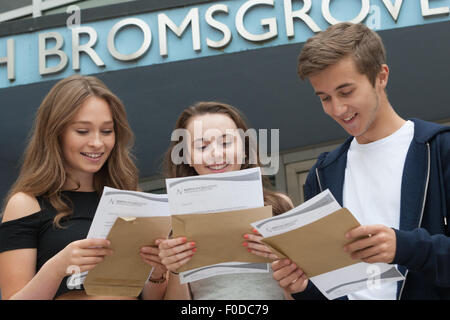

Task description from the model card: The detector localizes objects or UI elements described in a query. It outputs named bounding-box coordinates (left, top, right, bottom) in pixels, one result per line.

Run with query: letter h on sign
left=0, top=39, right=15, bottom=81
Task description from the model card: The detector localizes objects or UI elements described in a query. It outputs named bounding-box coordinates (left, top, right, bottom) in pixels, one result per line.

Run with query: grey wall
left=0, top=0, right=31, bottom=14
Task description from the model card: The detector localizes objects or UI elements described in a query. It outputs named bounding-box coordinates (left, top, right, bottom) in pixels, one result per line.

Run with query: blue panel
left=0, top=0, right=449, bottom=88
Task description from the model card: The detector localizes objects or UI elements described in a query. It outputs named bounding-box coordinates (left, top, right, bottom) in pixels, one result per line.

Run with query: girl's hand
left=158, top=237, right=196, bottom=273
left=52, top=238, right=113, bottom=278
left=242, top=229, right=279, bottom=260
left=140, top=239, right=167, bottom=278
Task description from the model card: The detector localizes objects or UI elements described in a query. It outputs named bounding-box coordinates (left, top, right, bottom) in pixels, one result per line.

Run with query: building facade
left=1, top=0, right=449, bottom=207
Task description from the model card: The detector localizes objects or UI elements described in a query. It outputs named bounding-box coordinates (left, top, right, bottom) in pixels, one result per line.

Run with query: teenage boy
left=272, top=22, right=449, bottom=300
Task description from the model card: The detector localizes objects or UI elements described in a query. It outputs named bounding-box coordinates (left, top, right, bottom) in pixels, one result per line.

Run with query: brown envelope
left=172, top=206, right=280, bottom=272
left=84, top=216, right=171, bottom=297
left=262, top=208, right=362, bottom=278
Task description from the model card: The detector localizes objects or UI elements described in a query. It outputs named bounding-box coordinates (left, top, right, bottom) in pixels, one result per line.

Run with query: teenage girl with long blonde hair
left=0, top=75, right=166, bottom=300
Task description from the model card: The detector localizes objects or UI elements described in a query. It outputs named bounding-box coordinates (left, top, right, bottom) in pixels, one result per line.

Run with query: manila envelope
left=262, top=208, right=362, bottom=278
left=84, top=216, right=171, bottom=297
left=172, top=206, right=284, bottom=272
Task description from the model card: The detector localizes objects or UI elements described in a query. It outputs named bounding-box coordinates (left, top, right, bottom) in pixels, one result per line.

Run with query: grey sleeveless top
left=189, top=267, right=285, bottom=300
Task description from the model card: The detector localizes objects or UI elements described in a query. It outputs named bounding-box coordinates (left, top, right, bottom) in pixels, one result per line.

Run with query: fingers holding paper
left=52, top=238, right=114, bottom=277
left=158, top=237, right=196, bottom=272
left=243, top=230, right=279, bottom=260
left=272, top=259, right=308, bottom=294
left=140, top=239, right=167, bottom=275
left=344, top=224, right=397, bottom=264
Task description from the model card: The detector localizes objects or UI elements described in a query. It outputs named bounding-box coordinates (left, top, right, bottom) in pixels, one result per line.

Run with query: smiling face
left=60, top=96, right=115, bottom=187
left=185, top=113, right=244, bottom=175
left=309, top=56, right=388, bottom=144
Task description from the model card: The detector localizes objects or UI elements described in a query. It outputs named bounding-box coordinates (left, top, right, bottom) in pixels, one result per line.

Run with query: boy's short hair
left=297, top=22, right=386, bottom=86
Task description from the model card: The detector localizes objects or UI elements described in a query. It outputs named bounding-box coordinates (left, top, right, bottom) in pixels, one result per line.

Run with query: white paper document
left=166, top=167, right=264, bottom=214
left=251, top=189, right=404, bottom=300
left=166, top=167, right=268, bottom=283
left=309, top=262, right=404, bottom=300
left=86, top=187, right=170, bottom=239
left=69, top=187, right=170, bottom=288
left=252, top=189, right=342, bottom=237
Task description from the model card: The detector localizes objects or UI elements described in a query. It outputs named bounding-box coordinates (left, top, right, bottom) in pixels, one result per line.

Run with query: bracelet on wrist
left=149, top=272, right=167, bottom=284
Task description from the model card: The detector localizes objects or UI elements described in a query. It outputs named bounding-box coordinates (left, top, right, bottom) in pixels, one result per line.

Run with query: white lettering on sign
left=1, top=0, right=448, bottom=81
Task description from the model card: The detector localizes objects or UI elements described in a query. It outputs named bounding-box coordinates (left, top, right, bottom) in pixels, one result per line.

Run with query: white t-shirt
left=343, top=120, right=414, bottom=300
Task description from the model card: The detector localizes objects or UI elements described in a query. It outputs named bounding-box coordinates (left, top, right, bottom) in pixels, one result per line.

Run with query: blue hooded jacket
left=292, top=118, right=450, bottom=300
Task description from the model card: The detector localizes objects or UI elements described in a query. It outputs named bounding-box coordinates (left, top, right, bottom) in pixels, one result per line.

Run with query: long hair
left=4, top=75, right=139, bottom=227
left=163, top=101, right=292, bottom=215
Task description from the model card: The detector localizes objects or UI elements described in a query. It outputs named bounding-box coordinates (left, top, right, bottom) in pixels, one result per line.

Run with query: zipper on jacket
left=398, top=142, right=431, bottom=300
left=315, top=168, right=323, bottom=192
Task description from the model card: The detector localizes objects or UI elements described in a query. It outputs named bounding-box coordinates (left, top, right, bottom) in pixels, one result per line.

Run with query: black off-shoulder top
left=0, top=191, right=99, bottom=298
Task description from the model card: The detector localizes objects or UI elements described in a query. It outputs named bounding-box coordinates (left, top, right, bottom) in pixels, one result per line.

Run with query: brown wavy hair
left=163, top=101, right=293, bottom=215
left=4, top=75, right=139, bottom=227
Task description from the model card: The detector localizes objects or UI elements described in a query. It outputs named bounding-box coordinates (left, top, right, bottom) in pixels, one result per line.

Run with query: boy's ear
left=377, top=64, right=389, bottom=89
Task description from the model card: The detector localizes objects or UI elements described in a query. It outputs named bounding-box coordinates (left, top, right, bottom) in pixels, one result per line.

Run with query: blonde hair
left=298, top=22, right=386, bottom=86
left=4, top=75, right=139, bottom=227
